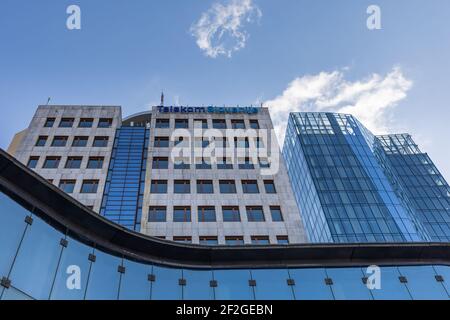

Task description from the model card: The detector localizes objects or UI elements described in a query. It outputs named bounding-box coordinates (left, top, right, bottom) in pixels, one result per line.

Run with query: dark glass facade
left=283, top=112, right=439, bottom=243
left=100, top=127, right=149, bottom=231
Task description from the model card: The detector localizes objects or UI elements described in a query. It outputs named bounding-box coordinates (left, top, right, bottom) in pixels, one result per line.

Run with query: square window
left=59, top=180, right=76, bottom=193
left=174, top=180, right=191, bottom=194
left=154, top=137, right=169, bottom=148
left=250, top=120, right=260, bottom=129
left=98, top=118, right=113, bottom=128
left=194, top=119, right=208, bottom=129
left=225, top=236, right=244, bottom=246
left=44, top=118, right=55, bottom=128
left=59, top=118, right=74, bottom=128
left=51, top=136, right=68, bottom=147
left=27, top=157, right=39, bottom=169
left=148, top=206, right=167, bottom=222
left=238, top=158, right=254, bottom=170
left=155, top=119, right=170, bottom=128
left=79, top=118, right=94, bottom=128
left=199, top=237, right=218, bottom=246
left=219, top=180, right=237, bottom=194
left=150, top=180, right=168, bottom=194
left=43, top=157, right=61, bottom=169
left=264, top=180, right=277, bottom=194
left=152, top=157, right=168, bottom=169
left=197, top=180, right=214, bottom=194
left=80, top=180, right=99, bottom=193
left=270, top=206, right=284, bottom=222
left=35, top=136, right=48, bottom=147
left=223, top=206, right=241, bottom=222
left=72, top=136, right=88, bottom=147
left=175, top=119, right=189, bottom=129
left=212, top=119, right=227, bottom=129
left=93, top=136, right=109, bottom=147
left=87, top=157, right=104, bottom=169
left=198, top=206, right=216, bottom=222
left=65, top=157, right=83, bottom=169
left=231, top=120, right=245, bottom=129
left=174, top=206, right=191, bottom=222
left=242, top=180, right=259, bottom=194
left=251, top=236, right=270, bottom=245
left=247, top=206, right=265, bottom=222
left=277, top=236, right=289, bottom=245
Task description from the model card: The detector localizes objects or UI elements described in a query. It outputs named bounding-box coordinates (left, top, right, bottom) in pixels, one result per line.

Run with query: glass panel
left=252, top=269, right=293, bottom=300
left=434, top=265, right=450, bottom=296
left=326, top=268, right=373, bottom=300
left=214, top=269, right=253, bottom=300
left=399, top=266, right=449, bottom=300
left=0, top=192, right=29, bottom=277
left=118, top=260, right=151, bottom=300
left=1, top=286, right=34, bottom=300
left=183, top=269, right=214, bottom=300
left=151, top=266, right=182, bottom=300
left=49, top=238, right=93, bottom=300
left=368, top=267, right=411, bottom=300
left=290, top=268, right=334, bottom=300
left=84, top=251, right=121, bottom=300
left=9, top=215, right=62, bottom=300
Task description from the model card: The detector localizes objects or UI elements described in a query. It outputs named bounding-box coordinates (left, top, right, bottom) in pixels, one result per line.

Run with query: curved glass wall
left=0, top=190, right=449, bottom=300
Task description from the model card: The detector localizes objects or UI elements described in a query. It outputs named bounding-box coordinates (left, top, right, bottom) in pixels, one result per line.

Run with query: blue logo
left=157, top=106, right=259, bottom=114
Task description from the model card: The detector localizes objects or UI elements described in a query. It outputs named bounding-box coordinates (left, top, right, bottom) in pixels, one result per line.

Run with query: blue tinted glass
left=1, top=286, right=34, bottom=300
left=434, top=265, right=450, bottom=295
left=214, top=269, right=253, bottom=300
left=49, top=238, right=93, bottom=300
left=399, top=266, right=449, bottom=300
left=327, top=268, right=373, bottom=300
left=151, top=266, right=182, bottom=300
left=9, top=215, right=62, bottom=300
left=84, top=251, right=121, bottom=300
left=0, top=192, right=29, bottom=277
left=252, top=269, right=293, bottom=300
left=367, top=267, right=411, bottom=300
left=183, top=269, right=214, bottom=300
left=118, top=260, right=151, bottom=300
left=290, top=268, right=334, bottom=300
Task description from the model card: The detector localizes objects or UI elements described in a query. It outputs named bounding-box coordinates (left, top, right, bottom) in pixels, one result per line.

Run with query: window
left=219, top=180, right=237, bottom=194
left=59, top=118, right=74, bottom=128
left=98, top=118, right=113, bottom=128
left=223, top=206, right=241, bottom=222
left=43, top=156, right=61, bottom=169
left=242, top=180, right=259, bottom=194
left=51, top=136, right=68, bottom=147
left=35, top=136, right=48, bottom=147
left=214, top=137, right=228, bottom=148
left=256, top=137, right=264, bottom=148
left=174, top=180, right=190, bottom=194
left=80, top=180, right=99, bottom=193
left=173, top=206, right=191, bottom=222
left=173, top=236, right=192, bottom=243
left=59, top=180, right=76, bottom=193
left=247, top=206, right=265, bottom=222
left=44, top=118, right=55, bottom=128
left=72, top=136, right=88, bottom=147
left=174, top=159, right=190, bottom=169
left=195, top=138, right=210, bottom=148
left=87, top=157, right=104, bottom=169
left=175, top=119, right=189, bottom=129
left=231, top=119, right=245, bottom=129
left=234, top=137, right=249, bottom=149
left=155, top=119, right=170, bottom=128
left=217, top=158, right=233, bottom=170
left=152, top=157, right=168, bottom=169
left=196, top=158, right=212, bottom=170
left=259, top=158, right=270, bottom=168
left=277, top=236, right=289, bottom=245
left=238, top=158, right=254, bottom=169
left=264, top=180, right=277, bottom=194
left=251, top=236, right=270, bottom=245
left=93, top=136, right=109, bottom=147
left=154, top=137, right=169, bottom=148
left=197, top=180, right=214, bottom=194
left=225, top=236, right=244, bottom=246
left=198, top=206, right=216, bottom=222
left=27, top=157, right=39, bottom=169
left=199, top=237, right=218, bottom=246
left=150, top=180, right=168, bottom=194
left=78, top=118, right=93, bottom=128
left=65, top=156, right=82, bottom=169
left=194, top=119, right=208, bottom=129
left=250, top=120, right=260, bottom=129
left=148, top=206, right=167, bottom=222
left=270, top=206, right=284, bottom=222
left=213, top=119, right=227, bottom=129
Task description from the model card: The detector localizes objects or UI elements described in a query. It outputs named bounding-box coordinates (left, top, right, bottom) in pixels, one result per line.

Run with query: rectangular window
left=43, top=156, right=61, bottom=169
left=223, top=206, right=241, bottom=222
left=217, top=158, right=233, bottom=170
left=195, top=138, right=210, bottom=148
left=234, top=137, right=250, bottom=149
left=199, top=237, right=218, bottom=246
left=250, top=120, right=260, bottom=129
left=59, top=180, right=76, bottom=193
left=59, top=118, right=74, bottom=128
left=155, top=119, right=170, bottom=128
left=225, top=236, right=244, bottom=246
left=87, top=157, right=104, bottom=169
left=194, top=119, right=208, bottom=129
left=44, top=118, right=55, bottom=128
left=212, top=119, right=227, bottom=129
left=247, top=206, right=265, bottom=222
left=231, top=119, right=245, bottom=129
left=79, top=118, right=94, bottom=128
left=65, top=156, right=83, bottom=169
left=51, top=136, right=68, bottom=147
left=256, top=137, right=264, bottom=148
left=219, top=180, right=237, bottom=194
left=264, top=180, right=277, bottom=194
left=197, top=180, right=214, bottom=194
left=238, top=158, right=255, bottom=170
left=173, top=206, right=191, bottom=222
left=80, top=180, right=99, bottom=194
left=174, top=159, right=190, bottom=170
left=198, top=206, right=216, bottom=222
left=27, top=157, right=39, bottom=169
left=35, top=136, right=48, bottom=147
left=150, top=180, right=168, bottom=194
left=154, top=137, right=169, bottom=148
left=270, top=206, right=284, bottom=222
left=173, top=236, right=192, bottom=243
left=251, top=236, right=270, bottom=245
left=98, top=118, right=113, bottom=128
left=72, top=136, right=88, bottom=147
left=93, top=136, right=109, bottom=147
left=196, top=158, right=212, bottom=170
left=174, top=180, right=190, bottom=194
left=152, top=157, right=169, bottom=169
left=277, top=236, right=289, bottom=245
left=175, top=119, right=189, bottom=129
left=242, top=180, right=259, bottom=194
left=148, top=206, right=167, bottom=222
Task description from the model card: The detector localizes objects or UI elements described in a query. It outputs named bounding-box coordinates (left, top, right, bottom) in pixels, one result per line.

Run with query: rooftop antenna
left=46, top=97, right=51, bottom=105
left=160, top=91, right=164, bottom=107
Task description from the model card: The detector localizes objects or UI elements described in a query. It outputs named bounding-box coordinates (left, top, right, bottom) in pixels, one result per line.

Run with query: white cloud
left=265, top=67, right=413, bottom=143
left=190, top=0, right=262, bottom=58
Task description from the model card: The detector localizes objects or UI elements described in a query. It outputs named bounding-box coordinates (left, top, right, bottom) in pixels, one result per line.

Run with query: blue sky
left=0, top=0, right=449, bottom=179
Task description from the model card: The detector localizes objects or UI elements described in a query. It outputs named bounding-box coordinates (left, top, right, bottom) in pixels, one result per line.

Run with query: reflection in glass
left=252, top=269, right=293, bottom=300
left=326, top=268, right=373, bottom=300
left=214, top=269, right=253, bottom=300
left=151, top=266, right=182, bottom=300
left=366, top=267, right=411, bottom=300
left=289, top=268, right=334, bottom=300
left=84, top=250, right=121, bottom=300
left=182, top=269, right=214, bottom=300
left=119, top=259, right=151, bottom=300
left=399, top=266, right=448, bottom=300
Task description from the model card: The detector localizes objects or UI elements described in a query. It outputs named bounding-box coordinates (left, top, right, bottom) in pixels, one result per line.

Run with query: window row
left=43, top=117, right=113, bottom=128
left=151, top=157, right=270, bottom=170
left=150, top=180, right=277, bottom=194
left=156, top=235, right=289, bottom=245
left=155, top=136, right=265, bottom=149
left=35, top=136, right=109, bottom=148
left=148, top=206, right=284, bottom=222
left=154, top=118, right=260, bottom=130
left=27, top=156, right=104, bottom=170
left=58, top=180, right=100, bottom=194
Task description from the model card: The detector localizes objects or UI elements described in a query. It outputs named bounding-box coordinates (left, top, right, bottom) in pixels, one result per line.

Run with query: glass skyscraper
left=283, top=112, right=449, bottom=243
